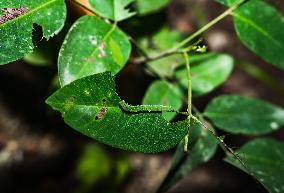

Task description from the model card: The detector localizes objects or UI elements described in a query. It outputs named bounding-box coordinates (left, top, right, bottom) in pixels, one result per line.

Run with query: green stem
left=133, top=0, right=248, bottom=64
left=191, top=105, right=258, bottom=181
left=183, top=52, right=191, bottom=152
left=172, top=0, right=248, bottom=50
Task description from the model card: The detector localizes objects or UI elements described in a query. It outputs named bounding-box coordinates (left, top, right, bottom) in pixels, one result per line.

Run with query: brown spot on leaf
left=82, top=57, right=88, bottom=62
left=98, top=42, right=106, bottom=58
left=163, top=100, right=169, bottom=106
left=95, top=107, right=107, bottom=120
left=0, top=7, right=29, bottom=24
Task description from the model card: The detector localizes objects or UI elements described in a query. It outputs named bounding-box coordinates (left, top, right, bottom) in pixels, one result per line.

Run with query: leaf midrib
left=232, top=12, right=284, bottom=51
left=204, top=112, right=282, bottom=120
left=0, top=0, right=60, bottom=27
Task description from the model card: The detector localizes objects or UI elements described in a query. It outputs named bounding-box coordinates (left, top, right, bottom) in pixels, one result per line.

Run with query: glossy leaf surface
left=176, top=53, right=234, bottom=96
left=47, top=72, right=187, bottom=153
left=204, top=95, right=284, bottom=134
left=58, top=16, right=131, bottom=86
left=217, top=0, right=284, bottom=70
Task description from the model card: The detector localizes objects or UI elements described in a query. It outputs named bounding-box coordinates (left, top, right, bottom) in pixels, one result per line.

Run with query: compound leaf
left=0, top=0, right=66, bottom=65
left=58, top=16, right=131, bottom=86
left=204, top=95, right=284, bottom=135
left=46, top=72, right=187, bottom=153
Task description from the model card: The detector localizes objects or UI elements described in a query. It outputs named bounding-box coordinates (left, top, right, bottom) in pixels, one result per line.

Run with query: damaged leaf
left=0, top=0, right=66, bottom=65
left=46, top=72, right=187, bottom=153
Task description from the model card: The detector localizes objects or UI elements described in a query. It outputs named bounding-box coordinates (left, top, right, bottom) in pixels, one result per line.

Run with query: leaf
left=46, top=72, right=187, bottom=153
left=204, top=95, right=284, bottom=135
left=58, top=16, right=131, bottom=86
left=175, top=53, right=234, bottom=96
left=136, top=0, right=170, bottom=15
left=0, top=0, right=66, bottom=65
left=225, top=138, right=284, bottom=193
left=216, top=0, right=284, bottom=70
left=157, top=122, right=218, bottom=193
left=139, top=27, right=184, bottom=77
left=142, top=80, right=183, bottom=121
left=88, top=0, right=135, bottom=21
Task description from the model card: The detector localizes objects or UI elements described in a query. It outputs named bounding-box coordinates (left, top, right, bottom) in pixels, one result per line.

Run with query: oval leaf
left=176, top=53, right=234, bottom=96
left=204, top=95, right=284, bottom=134
left=217, top=0, right=284, bottom=70
left=0, top=0, right=66, bottom=65
left=142, top=80, right=183, bottom=121
left=225, top=138, right=284, bottom=193
left=46, top=72, right=187, bottom=153
left=88, top=0, right=135, bottom=21
left=58, top=16, right=131, bottom=86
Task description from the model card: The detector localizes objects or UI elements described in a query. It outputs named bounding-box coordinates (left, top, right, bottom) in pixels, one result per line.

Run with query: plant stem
left=172, top=0, right=247, bottom=50
left=191, top=105, right=258, bottom=181
left=133, top=0, right=248, bottom=64
left=183, top=52, right=191, bottom=152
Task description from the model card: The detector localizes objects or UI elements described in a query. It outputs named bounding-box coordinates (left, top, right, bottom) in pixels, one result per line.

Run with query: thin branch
left=133, top=0, right=248, bottom=64
left=191, top=105, right=258, bottom=181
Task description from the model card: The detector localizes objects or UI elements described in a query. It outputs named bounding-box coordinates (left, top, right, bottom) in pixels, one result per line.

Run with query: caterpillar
left=119, top=100, right=176, bottom=113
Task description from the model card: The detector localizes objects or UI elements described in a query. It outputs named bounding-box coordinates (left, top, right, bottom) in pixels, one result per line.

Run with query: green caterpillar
left=119, top=100, right=176, bottom=113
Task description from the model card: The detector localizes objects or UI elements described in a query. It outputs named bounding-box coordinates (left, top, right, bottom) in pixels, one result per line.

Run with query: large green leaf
left=88, top=0, right=135, bottom=21
left=175, top=53, right=234, bottom=96
left=217, top=0, right=284, bottom=70
left=226, top=138, right=284, bottom=193
left=204, top=95, right=284, bottom=135
left=142, top=80, right=183, bottom=121
left=0, top=0, right=66, bottom=65
left=46, top=72, right=187, bottom=153
left=136, top=0, right=170, bottom=15
left=58, top=16, right=131, bottom=86
left=157, top=122, right=218, bottom=193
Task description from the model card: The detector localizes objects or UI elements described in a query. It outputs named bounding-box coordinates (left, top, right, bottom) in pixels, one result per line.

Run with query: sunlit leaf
left=58, top=16, right=131, bottom=86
